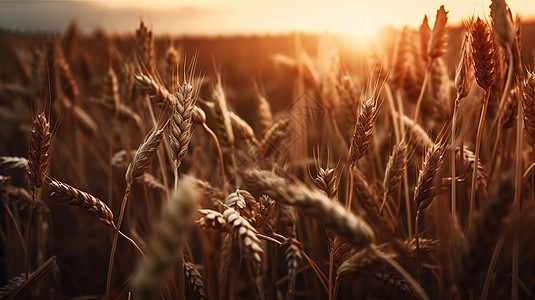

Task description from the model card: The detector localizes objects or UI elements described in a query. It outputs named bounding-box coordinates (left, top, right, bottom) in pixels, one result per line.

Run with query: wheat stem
left=415, top=210, right=421, bottom=283
left=468, top=89, right=490, bottom=230
left=372, top=247, right=430, bottom=300
left=328, top=251, right=334, bottom=300
left=511, top=43, right=522, bottom=300
left=105, top=181, right=132, bottom=299
left=396, top=91, right=413, bottom=238
left=523, top=160, right=535, bottom=183
left=481, top=235, right=505, bottom=299
left=25, top=188, right=36, bottom=278
left=451, top=96, right=460, bottom=214
left=118, top=229, right=144, bottom=256
left=413, top=68, right=430, bottom=124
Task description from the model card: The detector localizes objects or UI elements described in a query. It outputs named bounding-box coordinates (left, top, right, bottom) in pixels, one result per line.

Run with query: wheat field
left=1, top=0, right=535, bottom=299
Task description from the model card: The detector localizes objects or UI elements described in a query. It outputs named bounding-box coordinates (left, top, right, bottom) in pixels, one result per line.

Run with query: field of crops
left=1, top=0, right=535, bottom=299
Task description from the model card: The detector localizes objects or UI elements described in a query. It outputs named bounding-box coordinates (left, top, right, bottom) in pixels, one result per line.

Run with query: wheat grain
left=184, top=257, right=206, bottom=300
left=211, top=77, right=235, bottom=148
left=244, top=169, right=375, bottom=248
left=135, top=73, right=176, bottom=109
left=381, top=142, right=408, bottom=212
left=27, top=113, right=51, bottom=190
left=314, top=167, right=337, bottom=200
left=223, top=207, right=264, bottom=269
left=414, top=143, right=445, bottom=211
left=471, top=18, right=496, bottom=90
left=47, top=177, right=115, bottom=227
left=0, top=156, right=28, bottom=170
left=125, top=124, right=167, bottom=182
left=196, top=209, right=227, bottom=231
left=169, top=82, right=196, bottom=169
left=349, top=98, right=378, bottom=165
left=230, top=111, right=259, bottom=145
left=454, top=33, right=475, bottom=100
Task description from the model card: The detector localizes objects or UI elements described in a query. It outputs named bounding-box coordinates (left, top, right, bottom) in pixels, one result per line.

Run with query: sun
left=328, top=15, right=382, bottom=40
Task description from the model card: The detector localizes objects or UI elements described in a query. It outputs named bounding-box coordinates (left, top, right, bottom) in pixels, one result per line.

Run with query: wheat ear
left=414, top=5, right=448, bottom=123
left=169, top=82, right=196, bottom=171
left=47, top=177, right=115, bottom=227
left=132, top=176, right=198, bottom=299
left=380, top=141, right=408, bottom=214
left=244, top=169, right=375, bottom=248
left=349, top=98, right=378, bottom=166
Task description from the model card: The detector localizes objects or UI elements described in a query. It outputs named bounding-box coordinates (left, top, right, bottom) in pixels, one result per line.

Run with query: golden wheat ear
left=125, top=124, right=167, bottom=183
left=47, top=177, right=115, bottom=228
left=244, top=169, right=375, bottom=249
left=27, top=113, right=51, bottom=191
left=349, top=97, right=379, bottom=166
left=169, top=82, right=196, bottom=169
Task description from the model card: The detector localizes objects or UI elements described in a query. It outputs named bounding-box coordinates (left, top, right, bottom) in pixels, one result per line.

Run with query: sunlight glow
left=109, top=0, right=535, bottom=35
left=0, top=0, right=534, bottom=35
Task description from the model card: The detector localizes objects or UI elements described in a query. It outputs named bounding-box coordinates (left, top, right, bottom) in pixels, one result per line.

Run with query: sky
left=0, top=0, right=534, bottom=36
